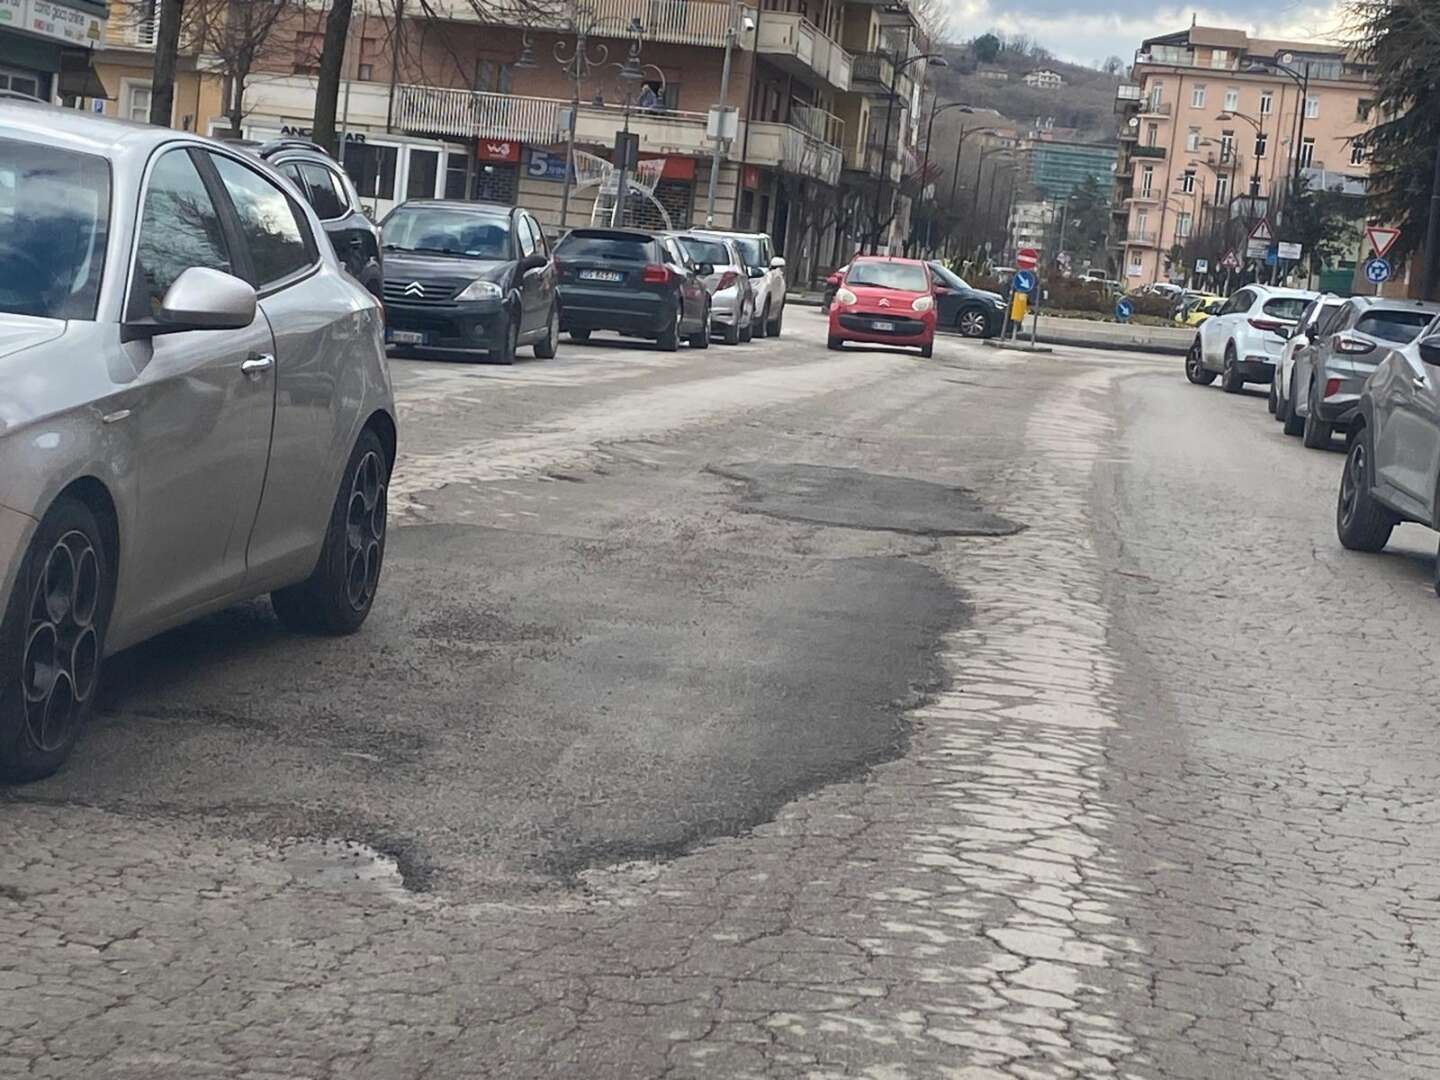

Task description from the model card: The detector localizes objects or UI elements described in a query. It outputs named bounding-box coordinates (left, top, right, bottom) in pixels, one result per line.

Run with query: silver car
left=1273, top=294, right=1341, bottom=430
left=695, top=230, right=786, bottom=338
left=1291, top=297, right=1440, bottom=449
left=0, top=103, right=397, bottom=781
left=1336, top=315, right=1440, bottom=594
left=674, top=233, right=755, bottom=345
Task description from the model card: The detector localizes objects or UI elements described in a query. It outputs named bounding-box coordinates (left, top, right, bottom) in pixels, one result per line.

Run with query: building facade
left=1024, top=137, right=1116, bottom=201
left=1023, top=69, right=1062, bottom=90
left=1008, top=199, right=1053, bottom=254
left=1112, top=25, right=1374, bottom=286
left=0, top=0, right=108, bottom=103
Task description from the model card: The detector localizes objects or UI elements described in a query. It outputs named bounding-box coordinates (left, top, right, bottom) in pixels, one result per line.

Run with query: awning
left=58, top=47, right=112, bottom=100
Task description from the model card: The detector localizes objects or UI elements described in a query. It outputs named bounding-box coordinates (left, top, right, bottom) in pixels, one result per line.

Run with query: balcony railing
left=395, top=85, right=564, bottom=144
left=1138, top=101, right=1172, bottom=117
left=1131, top=144, right=1166, bottom=160
left=1127, top=231, right=1158, bottom=247
left=1127, top=189, right=1160, bottom=204
left=1116, top=84, right=1142, bottom=101
left=756, top=12, right=852, bottom=92
left=106, top=16, right=157, bottom=48
left=413, top=0, right=753, bottom=49
left=791, top=101, right=845, bottom=148
left=842, top=142, right=901, bottom=183
left=745, top=120, right=842, bottom=184
left=850, top=51, right=912, bottom=101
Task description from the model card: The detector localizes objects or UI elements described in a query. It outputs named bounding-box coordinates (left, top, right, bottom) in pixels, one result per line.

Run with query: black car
left=927, top=261, right=1007, bottom=339
left=553, top=228, right=711, bottom=351
left=256, top=138, right=383, bottom=298
left=378, top=200, right=559, bottom=364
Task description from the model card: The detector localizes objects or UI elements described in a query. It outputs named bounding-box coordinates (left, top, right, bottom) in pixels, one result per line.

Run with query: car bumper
left=559, top=286, right=670, bottom=335
left=711, top=286, right=745, bottom=324
left=1235, top=358, right=1275, bottom=382
left=1315, top=387, right=1363, bottom=424
left=383, top=299, right=510, bottom=353
left=832, top=311, right=934, bottom=346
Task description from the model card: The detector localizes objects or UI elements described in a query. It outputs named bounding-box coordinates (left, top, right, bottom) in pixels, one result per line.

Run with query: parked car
left=1274, top=294, right=1343, bottom=430
left=1184, top=285, right=1317, bottom=392
left=1334, top=317, right=1440, bottom=594
left=928, top=261, right=1006, bottom=338
left=0, top=101, right=397, bottom=781
left=695, top=229, right=786, bottom=338
left=674, top=233, right=755, bottom=345
left=252, top=138, right=384, bottom=299
left=379, top=200, right=559, bottom=363
left=553, top=227, right=710, bottom=351
left=1081, top=268, right=1107, bottom=284
left=1176, top=295, right=1225, bottom=327
left=1288, top=297, right=1440, bottom=449
left=827, top=257, right=936, bottom=357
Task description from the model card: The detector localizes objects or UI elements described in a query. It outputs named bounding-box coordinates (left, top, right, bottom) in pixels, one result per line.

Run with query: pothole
left=709, top=463, right=1025, bottom=537
left=270, top=837, right=414, bottom=901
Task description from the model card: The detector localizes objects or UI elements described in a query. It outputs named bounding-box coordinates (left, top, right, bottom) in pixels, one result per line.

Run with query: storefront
left=0, top=0, right=108, bottom=103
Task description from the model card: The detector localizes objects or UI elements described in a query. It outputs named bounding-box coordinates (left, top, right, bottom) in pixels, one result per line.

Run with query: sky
left=942, top=1, right=1350, bottom=67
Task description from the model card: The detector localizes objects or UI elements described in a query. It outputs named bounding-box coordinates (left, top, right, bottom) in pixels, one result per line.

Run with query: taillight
left=1249, top=317, right=1285, bottom=333
left=1324, top=378, right=1343, bottom=397
left=642, top=264, right=671, bottom=284
left=717, top=270, right=738, bottom=291
left=1335, top=335, right=1375, bottom=354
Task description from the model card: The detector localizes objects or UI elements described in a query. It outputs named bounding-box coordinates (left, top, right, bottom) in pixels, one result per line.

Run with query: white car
left=1272, top=294, right=1342, bottom=425
left=696, top=230, right=786, bottom=338
left=1184, top=284, right=1318, bottom=393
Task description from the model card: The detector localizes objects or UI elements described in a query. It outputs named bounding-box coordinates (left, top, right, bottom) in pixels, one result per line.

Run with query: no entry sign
left=1016, top=247, right=1040, bottom=271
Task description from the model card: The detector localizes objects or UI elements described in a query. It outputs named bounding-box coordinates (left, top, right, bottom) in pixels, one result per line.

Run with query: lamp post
left=869, top=50, right=948, bottom=254
left=1217, top=109, right=1266, bottom=212
left=914, top=100, right=973, bottom=255
left=968, top=145, right=1014, bottom=259
left=705, top=0, right=752, bottom=227
left=609, top=34, right=659, bottom=227
left=1245, top=55, right=1312, bottom=203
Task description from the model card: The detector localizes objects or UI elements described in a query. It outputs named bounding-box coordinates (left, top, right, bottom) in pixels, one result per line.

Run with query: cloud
left=941, top=1, right=1350, bottom=65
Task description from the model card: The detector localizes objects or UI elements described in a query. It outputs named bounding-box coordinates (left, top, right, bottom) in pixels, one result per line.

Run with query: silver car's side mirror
left=1418, top=335, right=1440, bottom=367
left=159, top=268, right=257, bottom=330
left=769, top=256, right=786, bottom=269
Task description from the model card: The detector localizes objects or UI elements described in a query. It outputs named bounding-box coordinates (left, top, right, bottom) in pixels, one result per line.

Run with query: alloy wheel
left=22, top=531, right=100, bottom=754
left=345, top=451, right=387, bottom=612
left=959, top=311, right=987, bottom=338
left=1339, top=441, right=1364, bottom=530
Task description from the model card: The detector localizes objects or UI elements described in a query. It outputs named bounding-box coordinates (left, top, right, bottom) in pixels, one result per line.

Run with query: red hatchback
left=827, top=257, right=937, bottom=357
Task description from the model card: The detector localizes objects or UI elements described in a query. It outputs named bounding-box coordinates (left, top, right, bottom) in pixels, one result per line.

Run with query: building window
left=1219, top=131, right=1235, bottom=162
left=1137, top=210, right=1149, bottom=234
left=1191, top=85, right=1207, bottom=108
left=1215, top=174, right=1230, bottom=204
left=1299, top=137, right=1316, bottom=169
left=1140, top=165, right=1154, bottom=195
left=1357, top=98, right=1373, bottom=122
left=1211, top=49, right=1230, bottom=69
left=1350, top=142, right=1367, bottom=167
left=1128, top=251, right=1144, bottom=275
left=1180, top=170, right=1196, bottom=194
left=342, top=141, right=399, bottom=202
left=358, top=64, right=374, bottom=81
left=1305, top=95, right=1320, bottom=119
left=1255, top=132, right=1268, bottom=158
left=472, top=161, right=518, bottom=204
left=1145, top=121, right=1159, bottom=147
left=1148, top=81, right=1164, bottom=107
left=0, top=66, right=43, bottom=99
left=1224, top=87, right=1238, bottom=111
left=1259, top=90, right=1273, bottom=116
left=294, top=31, right=324, bottom=74
left=124, top=83, right=152, bottom=123
left=1186, top=128, right=1200, bottom=152
left=1177, top=211, right=1192, bottom=239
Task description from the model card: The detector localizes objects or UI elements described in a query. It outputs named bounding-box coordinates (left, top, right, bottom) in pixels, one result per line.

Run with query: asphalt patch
left=709, top=462, right=1025, bottom=537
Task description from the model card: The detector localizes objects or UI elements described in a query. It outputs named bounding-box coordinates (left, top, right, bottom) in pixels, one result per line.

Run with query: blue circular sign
left=1115, top=298, right=1134, bottom=321
left=1012, top=269, right=1037, bottom=294
left=1365, top=257, right=1392, bottom=284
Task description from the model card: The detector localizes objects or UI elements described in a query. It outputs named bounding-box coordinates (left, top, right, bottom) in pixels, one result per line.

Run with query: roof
left=852, top=256, right=927, bottom=265
left=0, top=98, right=189, bottom=156
left=1142, top=24, right=1348, bottom=60
left=396, top=199, right=513, bottom=215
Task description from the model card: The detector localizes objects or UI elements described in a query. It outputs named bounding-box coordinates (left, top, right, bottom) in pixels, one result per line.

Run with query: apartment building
left=1009, top=199, right=1052, bottom=253
left=1024, top=137, right=1115, bottom=201
left=0, top=0, right=108, bottom=102
left=1113, top=24, right=1374, bottom=285
left=1023, top=69, right=1062, bottom=90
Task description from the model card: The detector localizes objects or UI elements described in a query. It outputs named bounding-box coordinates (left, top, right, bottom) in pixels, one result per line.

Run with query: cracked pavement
left=3, top=309, right=1438, bottom=1078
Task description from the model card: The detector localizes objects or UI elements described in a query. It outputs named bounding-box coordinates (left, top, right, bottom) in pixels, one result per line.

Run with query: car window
left=1357, top=309, right=1437, bottom=344
left=384, top=206, right=512, bottom=258
left=1315, top=303, right=1347, bottom=336
left=0, top=137, right=110, bottom=320
left=679, top=238, right=729, bottom=266
left=730, top=237, right=763, bottom=268
left=846, top=261, right=929, bottom=292
left=555, top=231, right=654, bottom=260
left=526, top=215, right=548, bottom=256
left=129, top=148, right=233, bottom=321
left=209, top=154, right=314, bottom=287
left=929, top=263, right=970, bottom=291
left=663, top=238, right=686, bottom=266
left=517, top=214, right=537, bottom=258
left=1263, top=297, right=1310, bottom=322
left=297, top=162, right=348, bottom=221
left=277, top=161, right=306, bottom=191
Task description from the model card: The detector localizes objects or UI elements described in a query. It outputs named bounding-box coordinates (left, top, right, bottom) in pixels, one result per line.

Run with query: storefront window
left=342, top=141, right=398, bottom=202
left=407, top=149, right=439, bottom=199
left=472, top=162, right=517, bottom=205
left=0, top=66, right=43, bottom=100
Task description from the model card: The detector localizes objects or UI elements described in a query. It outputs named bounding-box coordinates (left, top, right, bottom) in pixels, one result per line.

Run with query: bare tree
left=310, top=0, right=354, bottom=155
left=190, top=0, right=294, bottom=135
left=150, top=0, right=185, bottom=126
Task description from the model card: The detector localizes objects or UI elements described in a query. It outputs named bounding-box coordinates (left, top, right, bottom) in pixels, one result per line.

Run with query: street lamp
left=1244, top=54, right=1312, bottom=202
left=869, top=50, right=948, bottom=254
left=1216, top=109, right=1266, bottom=209
left=914, top=100, right=973, bottom=255
left=968, top=145, right=1018, bottom=257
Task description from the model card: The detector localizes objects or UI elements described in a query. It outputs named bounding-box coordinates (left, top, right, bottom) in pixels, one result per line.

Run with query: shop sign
left=0, top=0, right=23, bottom=33
left=526, top=148, right=569, bottom=182
left=477, top=139, right=521, bottom=163
left=21, top=0, right=105, bottom=46
left=279, top=124, right=367, bottom=143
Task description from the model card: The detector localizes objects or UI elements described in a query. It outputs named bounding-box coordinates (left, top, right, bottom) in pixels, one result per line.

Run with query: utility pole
left=705, top=0, right=740, bottom=227
left=1426, top=136, right=1440, bottom=299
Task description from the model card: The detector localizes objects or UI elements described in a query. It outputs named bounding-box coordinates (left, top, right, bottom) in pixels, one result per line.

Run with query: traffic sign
left=1277, top=242, right=1303, bottom=261
left=1246, top=219, right=1273, bottom=259
left=1016, top=247, right=1040, bottom=271
left=1114, top=298, right=1134, bottom=322
left=1365, top=226, right=1401, bottom=260
left=1365, top=257, right=1392, bottom=285
left=1012, top=269, right=1037, bottom=294
left=1194, top=258, right=1209, bottom=274
left=1221, top=250, right=1241, bottom=271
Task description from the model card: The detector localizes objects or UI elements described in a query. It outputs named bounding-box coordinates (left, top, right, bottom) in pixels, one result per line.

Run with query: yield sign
left=1366, top=225, right=1401, bottom=260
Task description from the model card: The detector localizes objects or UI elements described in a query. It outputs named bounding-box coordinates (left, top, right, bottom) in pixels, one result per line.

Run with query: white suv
left=697, top=230, right=786, bottom=338
left=1185, top=284, right=1318, bottom=393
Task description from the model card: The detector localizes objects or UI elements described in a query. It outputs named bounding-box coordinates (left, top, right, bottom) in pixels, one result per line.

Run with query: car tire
left=689, top=303, right=711, bottom=349
left=1185, top=339, right=1216, bottom=385
left=1220, top=344, right=1244, bottom=393
left=754, top=302, right=770, bottom=339
left=920, top=339, right=934, bottom=359
left=272, top=428, right=389, bottom=637
left=533, top=305, right=560, bottom=359
left=492, top=314, right=518, bottom=365
left=1336, top=432, right=1396, bottom=553
left=1302, top=386, right=1332, bottom=449
left=569, top=329, right=591, bottom=343
left=768, top=304, right=783, bottom=338
left=957, top=307, right=989, bottom=339
left=827, top=335, right=843, bottom=351
left=657, top=304, right=681, bottom=352
left=1267, top=378, right=1278, bottom=414
left=1275, top=373, right=1292, bottom=423
left=739, top=310, right=754, bottom=343
left=722, top=314, right=741, bottom=345
left=1433, top=535, right=1440, bottom=599
left=0, top=496, right=111, bottom=783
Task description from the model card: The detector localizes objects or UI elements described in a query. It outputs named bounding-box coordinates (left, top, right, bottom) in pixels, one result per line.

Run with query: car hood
left=845, top=285, right=926, bottom=311
left=966, top=288, right=1004, bottom=304
left=383, top=252, right=512, bottom=284
left=0, top=313, right=66, bottom=362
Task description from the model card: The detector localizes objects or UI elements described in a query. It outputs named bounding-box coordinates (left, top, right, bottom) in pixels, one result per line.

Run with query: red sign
left=477, top=140, right=521, bottom=163
left=1365, top=226, right=1401, bottom=260
left=638, top=154, right=697, bottom=182
left=1016, top=247, right=1040, bottom=271
left=742, top=165, right=761, bottom=189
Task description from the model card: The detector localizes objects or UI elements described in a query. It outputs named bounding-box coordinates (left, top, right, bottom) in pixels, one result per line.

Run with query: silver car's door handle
left=241, top=354, right=274, bottom=379
left=1414, top=376, right=1428, bottom=390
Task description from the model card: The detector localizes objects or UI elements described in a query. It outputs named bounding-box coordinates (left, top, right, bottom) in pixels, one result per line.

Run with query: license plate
left=871, top=320, right=895, bottom=332
left=388, top=330, right=426, bottom=345
left=579, top=269, right=625, bottom=283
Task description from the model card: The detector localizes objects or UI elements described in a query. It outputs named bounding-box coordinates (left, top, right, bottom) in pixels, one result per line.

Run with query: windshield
left=382, top=206, right=510, bottom=259
left=847, top=261, right=929, bottom=292
left=679, top=238, right=729, bottom=266
left=928, top=263, right=970, bottom=290
left=0, top=139, right=111, bottom=320
left=1357, top=309, right=1437, bottom=344
left=732, top=238, right=763, bottom=267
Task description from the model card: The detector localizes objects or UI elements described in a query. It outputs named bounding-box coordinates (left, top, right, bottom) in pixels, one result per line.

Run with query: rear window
left=1263, top=297, right=1310, bottom=322
left=846, top=261, right=929, bottom=292
left=1356, top=310, right=1436, bottom=344
left=557, top=232, right=655, bottom=261
left=678, top=238, right=728, bottom=265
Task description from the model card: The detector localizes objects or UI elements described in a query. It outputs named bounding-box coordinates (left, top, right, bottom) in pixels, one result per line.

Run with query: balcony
left=1127, top=231, right=1159, bottom=247
left=842, top=142, right=902, bottom=183
left=756, top=12, right=852, bottom=93
left=1116, top=84, right=1142, bottom=102
left=410, top=0, right=753, bottom=49
left=1131, top=144, right=1166, bottom=160
left=747, top=121, right=843, bottom=185
left=1126, top=189, right=1160, bottom=205
left=1138, top=101, right=1172, bottom=118
left=850, top=52, right=913, bottom=101
left=105, top=15, right=157, bottom=49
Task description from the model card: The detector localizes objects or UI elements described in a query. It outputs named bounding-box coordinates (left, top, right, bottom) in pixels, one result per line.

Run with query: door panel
left=1383, top=351, right=1440, bottom=506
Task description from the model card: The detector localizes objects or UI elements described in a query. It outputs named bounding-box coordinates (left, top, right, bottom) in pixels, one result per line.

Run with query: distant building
left=1025, top=139, right=1118, bottom=201
left=975, top=65, right=1010, bottom=82
left=1024, top=69, right=1065, bottom=90
left=1010, top=201, right=1055, bottom=255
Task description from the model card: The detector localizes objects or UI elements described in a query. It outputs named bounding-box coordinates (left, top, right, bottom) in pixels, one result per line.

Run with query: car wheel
left=533, top=305, right=560, bottom=359
left=569, top=329, right=591, bottom=343
left=657, top=304, right=681, bottom=352
left=1220, top=344, right=1244, bottom=393
left=1283, top=376, right=1305, bottom=436
left=272, top=428, right=389, bottom=636
left=722, top=312, right=741, bottom=345
left=1336, top=432, right=1396, bottom=553
left=957, top=307, right=989, bottom=339
left=1433, top=535, right=1440, bottom=599
left=768, top=304, right=783, bottom=338
left=827, top=335, right=843, bottom=351
left=754, top=302, right=770, bottom=339
left=920, top=338, right=934, bottom=359
left=1302, top=384, right=1332, bottom=449
left=1267, top=378, right=1278, bottom=414
left=1275, top=372, right=1292, bottom=423
left=688, top=303, right=711, bottom=349
left=0, top=497, right=111, bottom=783
left=492, top=314, right=518, bottom=365
left=739, top=309, right=754, bottom=343
left=1185, top=339, right=1216, bottom=385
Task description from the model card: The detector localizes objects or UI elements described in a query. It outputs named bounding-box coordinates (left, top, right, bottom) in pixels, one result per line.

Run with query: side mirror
left=769, top=256, right=786, bottom=269
left=127, top=267, right=257, bottom=339
left=518, top=253, right=549, bottom=274
left=697, top=262, right=715, bottom=277
left=1417, top=336, right=1440, bottom=366
left=748, top=266, right=766, bottom=279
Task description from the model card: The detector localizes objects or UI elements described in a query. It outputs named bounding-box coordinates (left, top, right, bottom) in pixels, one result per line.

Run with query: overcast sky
left=943, top=1, right=1350, bottom=67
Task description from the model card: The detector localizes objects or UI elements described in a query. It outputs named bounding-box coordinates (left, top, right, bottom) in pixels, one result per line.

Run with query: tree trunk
left=149, top=0, right=184, bottom=127
left=226, top=71, right=245, bottom=136
left=311, top=0, right=354, bottom=157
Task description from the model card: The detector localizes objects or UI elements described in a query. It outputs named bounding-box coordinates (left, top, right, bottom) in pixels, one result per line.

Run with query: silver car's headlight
left=456, top=279, right=503, bottom=301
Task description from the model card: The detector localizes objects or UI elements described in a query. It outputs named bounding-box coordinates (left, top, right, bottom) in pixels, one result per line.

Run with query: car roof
left=564, top=227, right=657, bottom=239
left=1346, top=296, right=1440, bottom=312
left=0, top=97, right=213, bottom=157
left=392, top=198, right=514, bottom=215
left=852, top=256, right=927, bottom=266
